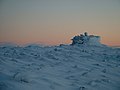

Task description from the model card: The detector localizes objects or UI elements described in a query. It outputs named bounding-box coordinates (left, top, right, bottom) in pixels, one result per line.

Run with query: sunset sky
left=0, top=0, right=120, bottom=46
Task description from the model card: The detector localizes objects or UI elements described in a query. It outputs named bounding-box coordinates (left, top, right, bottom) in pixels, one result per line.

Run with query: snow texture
left=71, top=32, right=102, bottom=46
left=0, top=43, right=120, bottom=90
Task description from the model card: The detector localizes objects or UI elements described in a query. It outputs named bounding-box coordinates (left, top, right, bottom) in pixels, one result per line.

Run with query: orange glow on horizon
left=0, top=1, right=120, bottom=46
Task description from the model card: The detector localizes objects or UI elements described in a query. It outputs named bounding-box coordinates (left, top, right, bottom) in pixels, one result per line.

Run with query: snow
left=88, top=36, right=101, bottom=46
left=71, top=32, right=103, bottom=46
left=0, top=44, right=120, bottom=90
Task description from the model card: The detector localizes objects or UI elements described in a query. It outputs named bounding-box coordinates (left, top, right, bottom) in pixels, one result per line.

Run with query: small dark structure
left=71, top=32, right=101, bottom=46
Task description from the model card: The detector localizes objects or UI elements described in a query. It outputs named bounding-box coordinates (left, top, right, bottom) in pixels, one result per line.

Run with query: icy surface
left=0, top=44, right=120, bottom=90
left=71, top=32, right=102, bottom=46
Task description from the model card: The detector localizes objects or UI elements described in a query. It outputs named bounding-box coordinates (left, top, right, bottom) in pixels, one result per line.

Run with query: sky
left=0, top=0, right=120, bottom=46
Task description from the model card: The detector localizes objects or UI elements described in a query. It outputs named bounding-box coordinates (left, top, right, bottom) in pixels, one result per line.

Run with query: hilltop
left=0, top=34, right=120, bottom=90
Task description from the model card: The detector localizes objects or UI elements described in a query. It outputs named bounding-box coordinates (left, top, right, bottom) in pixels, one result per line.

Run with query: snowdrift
left=0, top=44, right=120, bottom=90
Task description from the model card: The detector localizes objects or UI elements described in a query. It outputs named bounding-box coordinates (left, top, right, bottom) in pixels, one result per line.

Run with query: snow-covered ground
left=0, top=44, right=120, bottom=90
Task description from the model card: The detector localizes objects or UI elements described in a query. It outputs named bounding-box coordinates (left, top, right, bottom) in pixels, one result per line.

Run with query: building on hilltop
left=71, top=32, right=101, bottom=46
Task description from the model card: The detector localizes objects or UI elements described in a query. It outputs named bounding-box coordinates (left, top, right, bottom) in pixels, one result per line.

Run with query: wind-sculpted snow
left=0, top=44, right=120, bottom=90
